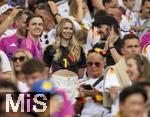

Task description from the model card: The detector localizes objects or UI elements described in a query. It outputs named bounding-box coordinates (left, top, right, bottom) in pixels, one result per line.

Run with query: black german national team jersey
left=43, top=45, right=86, bottom=74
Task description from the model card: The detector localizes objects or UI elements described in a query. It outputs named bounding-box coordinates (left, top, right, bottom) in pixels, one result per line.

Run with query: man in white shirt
left=75, top=49, right=110, bottom=117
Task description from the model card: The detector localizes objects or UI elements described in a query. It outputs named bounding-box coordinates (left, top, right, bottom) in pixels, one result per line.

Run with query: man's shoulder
left=93, top=42, right=105, bottom=50
left=0, top=34, right=17, bottom=41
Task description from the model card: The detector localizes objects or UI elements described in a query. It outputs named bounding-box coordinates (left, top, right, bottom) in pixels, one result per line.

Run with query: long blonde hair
left=53, top=18, right=81, bottom=61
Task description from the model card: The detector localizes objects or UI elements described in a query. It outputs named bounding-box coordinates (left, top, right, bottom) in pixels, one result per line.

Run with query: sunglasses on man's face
left=12, top=56, right=26, bottom=62
left=87, top=62, right=101, bottom=67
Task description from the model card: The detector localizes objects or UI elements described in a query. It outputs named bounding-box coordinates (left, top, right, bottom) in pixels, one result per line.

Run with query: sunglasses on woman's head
left=12, top=56, right=26, bottom=62
left=87, top=62, right=101, bottom=67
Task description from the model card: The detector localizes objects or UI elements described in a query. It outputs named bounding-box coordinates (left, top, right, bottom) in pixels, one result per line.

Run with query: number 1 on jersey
left=63, top=59, right=67, bottom=68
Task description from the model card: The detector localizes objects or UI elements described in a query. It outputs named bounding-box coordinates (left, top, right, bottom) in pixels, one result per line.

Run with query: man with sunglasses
left=74, top=49, right=110, bottom=117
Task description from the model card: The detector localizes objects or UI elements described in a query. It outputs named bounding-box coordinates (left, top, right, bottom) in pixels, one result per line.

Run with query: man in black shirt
left=93, top=15, right=122, bottom=67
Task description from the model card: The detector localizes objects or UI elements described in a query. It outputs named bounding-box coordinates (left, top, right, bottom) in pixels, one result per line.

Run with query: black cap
left=92, top=15, right=119, bottom=28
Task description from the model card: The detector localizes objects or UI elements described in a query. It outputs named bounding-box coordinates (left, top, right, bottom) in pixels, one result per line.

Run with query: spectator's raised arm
left=48, top=1, right=62, bottom=23
left=0, top=6, right=22, bottom=36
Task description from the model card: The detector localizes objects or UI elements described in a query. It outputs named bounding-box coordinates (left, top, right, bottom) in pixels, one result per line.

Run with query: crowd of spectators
left=0, top=0, right=150, bottom=117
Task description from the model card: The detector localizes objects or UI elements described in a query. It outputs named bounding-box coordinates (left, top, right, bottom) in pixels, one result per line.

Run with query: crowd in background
left=0, top=0, right=150, bottom=117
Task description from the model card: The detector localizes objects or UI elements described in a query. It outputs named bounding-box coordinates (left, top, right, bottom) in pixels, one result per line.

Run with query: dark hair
left=15, top=9, right=33, bottom=21
left=22, top=59, right=45, bottom=75
left=0, top=79, right=19, bottom=92
left=102, top=0, right=112, bottom=6
left=122, top=34, right=139, bottom=47
left=127, top=55, right=150, bottom=81
left=94, top=10, right=107, bottom=19
left=35, top=3, right=54, bottom=18
left=120, top=85, right=148, bottom=103
left=108, top=5, right=126, bottom=14
left=35, top=3, right=51, bottom=12
left=26, top=14, right=44, bottom=27
left=136, top=81, right=150, bottom=87
left=0, top=80, right=20, bottom=108
left=142, top=0, right=150, bottom=6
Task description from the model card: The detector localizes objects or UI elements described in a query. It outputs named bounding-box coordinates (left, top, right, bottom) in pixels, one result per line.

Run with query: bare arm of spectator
left=109, top=44, right=122, bottom=63
left=91, top=0, right=105, bottom=10
left=48, top=0, right=83, bottom=24
left=0, top=6, right=22, bottom=36
left=106, top=27, right=122, bottom=63
left=48, top=1, right=62, bottom=23
left=76, top=0, right=83, bottom=23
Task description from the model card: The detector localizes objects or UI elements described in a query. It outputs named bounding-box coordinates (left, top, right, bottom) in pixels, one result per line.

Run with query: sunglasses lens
left=95, top=62, right=101, bottom=67
left=87, top=62, right=93, bottom=67
left=13, top=56, right=25, bottom=62
left=87, top=62, right=101, bottom=67
left=19, top=56, right=25, bottom=61
left=12, top=57, right=17, bottom=62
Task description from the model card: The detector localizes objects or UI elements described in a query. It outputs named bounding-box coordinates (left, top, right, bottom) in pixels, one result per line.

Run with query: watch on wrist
left=54, top=13, right=60, bottom=17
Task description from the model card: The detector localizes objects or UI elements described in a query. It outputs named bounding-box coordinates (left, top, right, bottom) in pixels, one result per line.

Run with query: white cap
left=0, top=4, right=12, bottom=15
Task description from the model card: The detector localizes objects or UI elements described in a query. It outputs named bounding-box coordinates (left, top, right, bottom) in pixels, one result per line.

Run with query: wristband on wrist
left=109, top=46, right=115, bottom=50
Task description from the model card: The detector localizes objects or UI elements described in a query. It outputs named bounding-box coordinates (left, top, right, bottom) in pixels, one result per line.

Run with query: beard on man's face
left=98, top=27, right=110, bottom=41
left=99, top=31, right=109, bottom=41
